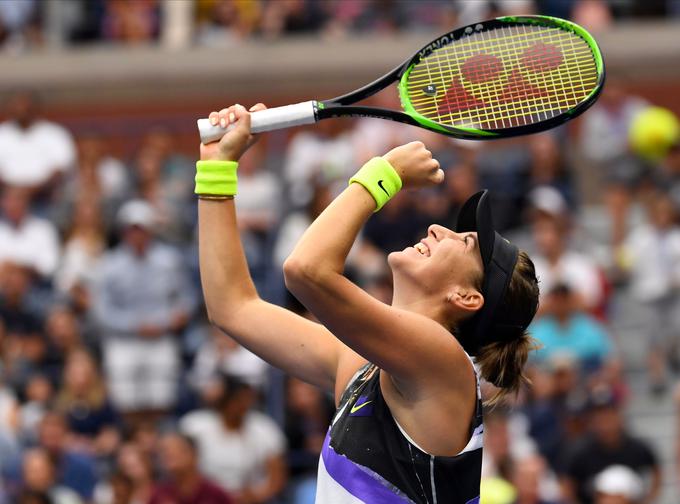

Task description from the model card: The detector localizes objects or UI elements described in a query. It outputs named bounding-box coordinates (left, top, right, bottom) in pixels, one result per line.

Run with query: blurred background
left=0, top=0, right=680, bottom=503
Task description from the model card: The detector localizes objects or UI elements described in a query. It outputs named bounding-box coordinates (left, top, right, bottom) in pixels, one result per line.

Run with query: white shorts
left=103, top=337, right=179, bottom=412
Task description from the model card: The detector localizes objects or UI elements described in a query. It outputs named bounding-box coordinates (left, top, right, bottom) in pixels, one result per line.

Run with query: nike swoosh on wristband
left=350, top=400, right=373, bottom=414
left=377, top=180, right=390, bottom=196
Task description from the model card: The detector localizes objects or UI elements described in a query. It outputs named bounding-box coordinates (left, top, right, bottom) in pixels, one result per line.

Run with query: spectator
left=95, top=442, right=154, bottom=504
left=531, top=205, right=605, bottom=314
left=284, top=378, right=334, bottom=504
left=577, top=82, right=648, bottom=247
left=131, top=134, right=194, bottom=244
left=102, top=0, right=159, bottom=44
left=0, top=0, right=41, bottom=52
left=619, top=191, right=680, bottom=393
left=233, top=143, right=281, bottom=288
left=35, top=412, right=98, bottom=501
left=17, top=374, right=52, bottom=444
left=260, top=0, right=325, bottom=39
left=189, top=325, right=270, bottom=400
left=530, top=284, right=615, bottom=373
left=21, top=447, right=82, bottom=504
left=54, top=349, right=120, bottom=457
left=511, top=454, right=562, bottom=504
left=41, top=306, right=86, bottom=385
left=180, top=375, right=287, bottom=502
left=0, top=262, right=47, bottom=389
left=91, top=200, right=195, bottom=423
left=560, top=389, right=660, bottom=504
left=149, top=432, right=233, bottom=504
left=0, top=187, right=60, bottom=278
left=54, top=196, right=106, bottom=312
left=526, top=133, right=575, bottom=208
left=196, top=0, right=261, bottom=47
left=0, top=90, right=75, bottom=198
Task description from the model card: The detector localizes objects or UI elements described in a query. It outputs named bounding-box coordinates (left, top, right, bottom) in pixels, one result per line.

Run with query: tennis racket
left=198, top=15, right=604, bottom=143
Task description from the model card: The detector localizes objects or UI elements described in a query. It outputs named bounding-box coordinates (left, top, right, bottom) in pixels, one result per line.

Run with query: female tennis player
left=196, top=103, right=540, bottom=504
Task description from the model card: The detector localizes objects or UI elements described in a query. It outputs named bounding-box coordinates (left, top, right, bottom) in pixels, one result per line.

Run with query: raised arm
left=283, top=143, right=470, bottom=391
left=198, top=104, right=349, bottom=392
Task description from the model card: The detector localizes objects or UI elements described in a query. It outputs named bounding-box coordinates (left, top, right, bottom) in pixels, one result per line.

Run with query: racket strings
left=405, top=25, right=599, bottom=130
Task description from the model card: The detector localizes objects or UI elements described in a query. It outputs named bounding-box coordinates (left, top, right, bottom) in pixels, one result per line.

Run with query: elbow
left=283, top=256, right=326, bottom=295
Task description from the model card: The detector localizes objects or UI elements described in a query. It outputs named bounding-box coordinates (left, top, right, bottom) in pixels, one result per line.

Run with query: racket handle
left=197, top=101, right=318, bottom=144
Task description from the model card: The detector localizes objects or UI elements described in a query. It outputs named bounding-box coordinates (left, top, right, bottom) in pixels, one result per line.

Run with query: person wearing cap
left=91, top=199, right=196, bottom=426
left=560, top=388, right=660, bottom=504
left=196, top=104, right=540, bottom=503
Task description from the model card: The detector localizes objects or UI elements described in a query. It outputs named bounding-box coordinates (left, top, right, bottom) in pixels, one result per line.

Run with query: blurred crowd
left=0, top=6, right=680, bottom=503
left=0, top=73, right=678, bottom=504
left=1, top=0, right=680, bottom=52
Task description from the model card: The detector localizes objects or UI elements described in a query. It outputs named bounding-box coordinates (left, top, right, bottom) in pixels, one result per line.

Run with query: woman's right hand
left=383, top=141, right=443, bottom=190
left=200, top=103, right=267, bottom=162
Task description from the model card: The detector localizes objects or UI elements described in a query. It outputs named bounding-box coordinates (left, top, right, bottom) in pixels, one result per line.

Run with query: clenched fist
left=383, top=141, right=443, bottom=190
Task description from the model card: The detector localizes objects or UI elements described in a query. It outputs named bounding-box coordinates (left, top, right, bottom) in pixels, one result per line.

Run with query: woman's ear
left=446, top=288, right=484, bottom=314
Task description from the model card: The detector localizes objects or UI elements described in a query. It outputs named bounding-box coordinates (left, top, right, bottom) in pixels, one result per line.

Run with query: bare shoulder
left=380, top=341, right=478, bottom=456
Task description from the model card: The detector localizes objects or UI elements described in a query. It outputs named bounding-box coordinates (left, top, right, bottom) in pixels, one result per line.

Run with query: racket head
left=398, top=15, right=605, bottom=139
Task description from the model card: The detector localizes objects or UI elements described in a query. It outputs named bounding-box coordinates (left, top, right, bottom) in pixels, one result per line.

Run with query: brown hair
left=473, top=251, right=540, bottom=405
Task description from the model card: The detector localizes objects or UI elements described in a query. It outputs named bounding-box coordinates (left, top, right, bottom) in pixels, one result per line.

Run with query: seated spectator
left=619, top=191, right=680, bottom=393
left=531, top=206, right=605, bottom=314
left=180, top=375, right=287, bottom=502
left=17, top=374, right=52, bottom=444
left=284, top=378, right=334, bottom=504
left=149, top=432, right=233, bottom=504
left=511, top=453, right=562, bottom=504
left=20, top=448, right=82, bottom=504
left=196, top=0, right=261, bottom=47
left=0, top=187, right=60, bottom=279
left=41, top=306, right=87, bottom=385
left=95, top=442, right=154, bottom=504
left=54, top=196, right=107, bottom=302
left=0, top=262, right=47, bottom=390
left=0, top=90, right=75, bottom=198
left=560, top=388, right=660, bottom=504
left=91, top=200, right=195, bottom=424
left=233, top=143, right=281, bottom=287
left=130, top=133, right=195, bottom=244
left=35, top=411, right=98, bottom=501
left=59, top=135, right=129, bottom=221
left=54, top=349, right=120, bottom=457
left=526, top=133, right=575, bottom=208
left=530, top=284, right=615, bottom=373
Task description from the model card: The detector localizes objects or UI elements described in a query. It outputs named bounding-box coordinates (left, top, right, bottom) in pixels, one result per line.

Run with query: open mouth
left=414, top=242, right=430, bottom=257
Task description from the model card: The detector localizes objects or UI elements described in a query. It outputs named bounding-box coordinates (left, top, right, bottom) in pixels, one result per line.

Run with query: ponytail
left=476, top=331, right=539, bottom=405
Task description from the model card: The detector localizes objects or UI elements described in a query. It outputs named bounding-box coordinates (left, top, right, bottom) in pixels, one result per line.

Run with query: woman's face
left=388, top=224, right=483, bottom=296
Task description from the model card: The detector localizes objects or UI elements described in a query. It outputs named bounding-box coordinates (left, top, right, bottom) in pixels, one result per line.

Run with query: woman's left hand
left=383, top=141, right=443, bottom=190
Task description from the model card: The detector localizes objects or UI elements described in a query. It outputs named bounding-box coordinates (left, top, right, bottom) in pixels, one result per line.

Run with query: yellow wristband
left=349, top=157, right=402, bottom=212
left=195, top=160, right=238, bottom=196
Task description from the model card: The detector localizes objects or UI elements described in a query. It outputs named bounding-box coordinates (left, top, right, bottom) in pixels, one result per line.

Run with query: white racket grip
left=197, top=100, right=318, bottom=144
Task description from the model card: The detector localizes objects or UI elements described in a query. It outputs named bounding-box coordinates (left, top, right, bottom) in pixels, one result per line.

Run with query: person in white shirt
left=620, top=193, right=680, bottom=393
left=0, top=90, right=75, bottom=196
left=0, top=186, right=60, bottom=278
left=180, top=376, right=287, bottom=503
left=531, top=210, right=604, bottom=316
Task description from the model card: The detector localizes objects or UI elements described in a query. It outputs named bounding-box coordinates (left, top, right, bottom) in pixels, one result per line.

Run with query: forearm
left=286, top=183, right=374, bottom=280
left=198, top=199, right=258, bottom=326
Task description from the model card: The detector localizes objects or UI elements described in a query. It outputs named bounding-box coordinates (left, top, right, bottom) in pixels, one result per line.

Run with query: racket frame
left=318, top=15, right=605, bottom=139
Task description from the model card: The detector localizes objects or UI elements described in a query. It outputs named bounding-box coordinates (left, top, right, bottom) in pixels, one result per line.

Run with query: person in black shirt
left=560, top=389, right=660, bottom=504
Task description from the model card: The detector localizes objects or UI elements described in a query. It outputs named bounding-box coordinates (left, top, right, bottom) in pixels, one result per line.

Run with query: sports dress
left=315, top=358, right=483, bottom=504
